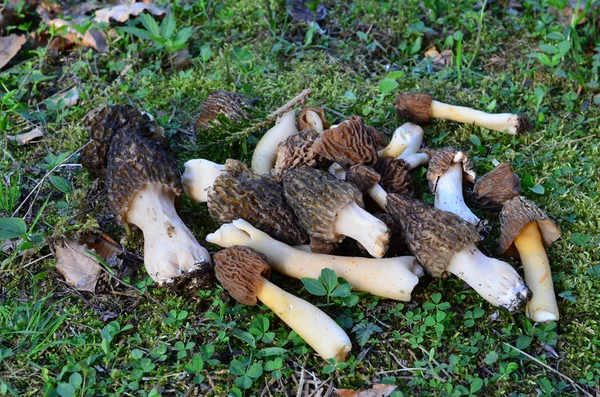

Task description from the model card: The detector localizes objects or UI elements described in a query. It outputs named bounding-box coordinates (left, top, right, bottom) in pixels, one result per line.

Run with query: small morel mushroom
left=471, top=163, right=521, bottom=210
left=345, top=164, right=388, bottom=210
left=106, top=129, right=211, bottom=287
left=427, top=148, right=489, bottom=236
left=194, top=90, right=251, bottom=133
left=283, top=167, right=390, bottom=258
left=273, top=129, right=323, bottom=180
left=375, top=157, right=414, bottom=198
left=207, top=219, right=423, bottom=301
left=499, top=197, right=561, bottom=322
left=394, top=92, right=533, bottom=135
left=182, top=158, right=255, bottom=203
left=214, top=246, right=351, bottom=361
left=377, top=123, right=424, bottom=159
left=251, top=110, right=299, bottom=175
left=387, top=194, right=531, bottom=312
left=207, top=172, right=308, bottom=245
left=298, top=107, right=330, bottom=132
left=313, top=116, right=380, bottom=167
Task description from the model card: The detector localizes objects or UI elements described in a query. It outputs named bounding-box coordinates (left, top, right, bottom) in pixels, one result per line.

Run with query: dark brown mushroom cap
left=386, top=194, right=481, bottom=278
left=194, top=90, right=251, bottom=133
left=394, top=92, right=433, bottom=124
left=106, top=129, right=182, bottom=225
left=298, top=107, right=331, bottom=132
left=471, top=163, right=521, bottom=210
left=427, top=147, right=476, bottom=193
left=81, top=105, right=167, bottom=179
left=498, top=196, right=561, bottom=257
left=309, top=238, right=337, bottom=254
left=214, top=246, right=271, bottom=306
left=274, top=130, right=323, bottom=180
left=283, top=167, right=363, bottom=243
left=375, top=157, right=414, bottom=197
left=313, top=116, right=379, bottom=167
left=345, top=165, right=381, bottom=193
left=207, top=173, right=308, bottom=245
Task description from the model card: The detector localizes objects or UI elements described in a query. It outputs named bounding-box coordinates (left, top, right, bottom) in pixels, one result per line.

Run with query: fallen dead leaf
left=78, top=231, right=122, bottom=263
left=0, top=34, right=26, bottom=69
left=45, top=18, right=108, bottom=53
left=173, top=48, right=191, bottom=70
left=46, top=87, right=80, bottom=108
left=424, top=45, right=452, bottom=69
left=335, top=384, right=398, bottom=397
left=6, top=127, right=45, bottom=145
left=94, top=3, right=166, bottom=23
left=55, top=239, right=103, bottom=293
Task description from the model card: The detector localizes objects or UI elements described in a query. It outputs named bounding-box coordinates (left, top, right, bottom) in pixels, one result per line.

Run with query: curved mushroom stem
left=403, top=152, right=431, bottom=169
left=257, top=278, right=351, bottom=361
left=304, top=110, right=325, bottom=133
left=430, top=100, right=529, bottom=135
left=434, top=163, right=481, bottom=226
left=367, top=184, right=388, bottom=210
left=447, top=244, right=531, bottom=312
left=252, top=110, right=299, bottom=175
left=389, top=123, right=424, bottom=160
left=378, top=123, right=423, bottom=158
left=206, top=219, right=422, bottom=301
left=126, top=184, right=211, bottom=285
left=182, top=159, right=227, bottom=203
left=334, top=202, right=390, bottom=258
left=513, top=222, right=559, bottom=322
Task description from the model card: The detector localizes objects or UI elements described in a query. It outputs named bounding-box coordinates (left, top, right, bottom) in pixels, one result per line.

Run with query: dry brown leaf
left=55, top=240, right=103, bottom=293
left=46, top=87, right=79, bottom=108
left=0, top=34, right=26, bottom=69
left=46, top=19, right=108, bottom=53
left=78, top=231, right=122, bottom=262
left=7, top=127, right=45, bottom=145
left=335, top=384, right=398, bottom=397
left=94, top=3, right=166, bottom=23
left=424, top=45, right=452, bottom=68
left=173, top=48, right=191, bottom=70
left=83, top=28, right=108, bottom=52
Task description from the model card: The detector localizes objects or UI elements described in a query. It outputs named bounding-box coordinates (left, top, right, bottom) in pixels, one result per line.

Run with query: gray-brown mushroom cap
left=471, top=162, right=521, bottom=210
left=498, top=196, right=561, bottom=257
left=345, top=165, right=381, bottom=193
left=214, top=246, right=271, bottom=306
left=273, top=130, right=323, bottom=180
left=313, top=116, right=379, bottom=167
left=207, top=172, right=308, bottom=245
left=283, top=167, right=363, bottom=243
left=386, top=194, right=481, bottom=278
left=194, top=90, right=251, bottom=133
left=427, top=147, right=476, bottom=193
left=106, top=129, right=182, bottom=225
left=298, top=107, right=331, bottom=132
left=394, top=92, right=433, bottom=124
left=375, top=157, right=414, bottom=197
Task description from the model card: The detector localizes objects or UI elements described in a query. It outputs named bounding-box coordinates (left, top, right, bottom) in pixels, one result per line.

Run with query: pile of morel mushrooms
left=82, top=90, right=562, bottom=363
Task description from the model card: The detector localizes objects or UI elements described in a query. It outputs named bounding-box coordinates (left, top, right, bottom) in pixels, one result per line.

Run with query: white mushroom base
left=182, top=159, right=227, bottom=203
left=334, top=201, right=390, bottom=258
left=434, top=162, right=481, bottom=226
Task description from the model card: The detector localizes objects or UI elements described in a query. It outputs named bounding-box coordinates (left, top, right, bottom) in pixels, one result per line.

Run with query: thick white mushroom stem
left=182, top=159, right=226, bottom=203
left=378, top=123, right=424, bottom=159
left=434, top=162, right=481, bottom=226
left=430, top=100, right=525, bottom=135
left=252, top=110, right=299, bottom=175
left=304, top=110, right=325, bottom=133
left=206, top=219, right=422, bottom=301
left=334, top=201, right=390, bottom=258
left=257, top=278, right=351, bottom=361
left=403, top=152, right=431, bottom=169
left=513, top=223, right=559, bottom=322
left=447, top=244, right=530, bottom=312
left=126, top=184, right=211, bottom=285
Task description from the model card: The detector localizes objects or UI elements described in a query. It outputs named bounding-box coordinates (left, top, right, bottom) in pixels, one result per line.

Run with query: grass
left=1, top=0, right=599, bottom=395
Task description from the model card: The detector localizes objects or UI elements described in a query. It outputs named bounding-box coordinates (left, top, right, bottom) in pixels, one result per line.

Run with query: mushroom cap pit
left=393, top=92, right=434, bottom=124
left=194, top=90, right=251, bottom=132
left=375, top=157, right=414, bottom=197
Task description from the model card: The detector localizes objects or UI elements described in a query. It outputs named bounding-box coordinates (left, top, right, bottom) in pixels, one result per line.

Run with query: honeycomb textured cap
left=208, top=172, right=308, bottom=245
left=386, top=194, right=481, bottom=278
left=498, top=196, right=561, bottom=257
left=274, top=130, right=323, bottom=181
left=345, top=165, right=381, bottom=193
left=427, top=147, right=476, bottom=193
left=471, top=163, right=521, bottom=210
left=313, top=116, right=380, bottom=167
left=298, top=107, right=331, bottom=131
left=283, top=167, right=363, bottom=243
left=194, top=90, right=251, bottom=132
left=393, top=92, right=434, bottom=124
left=81, top=105, right=167, bottom=179
left=106, top=129, right=182, bottom=225
left=375, top=157, right=414, bottom=197
left=214, top=246, right=271, bottom=306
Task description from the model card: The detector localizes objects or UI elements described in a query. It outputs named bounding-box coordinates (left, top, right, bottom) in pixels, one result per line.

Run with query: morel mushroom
left=499, top=197, right=561, bottom=322
left=273, top=129, right=323, bottom=180
left=283, top=167, right=390, bottom=258
left=194, top=90, right=251, bottom=132
left=251, top=110, right=299, bottom=175
left=345, top=165, right=388, bottom=210
left=207, top=219, right=423, bottom=301
left=214, top=246, right=351, bottom=361
left=106, top=129, right=211, bottom=287
left=427, top=148, right=489, bottom=236
left=471, top=163, right=521, bottom=210
left=377, top=123, right=424, bottom=159
left=387, top=194, right=531, bottom=312
left=394, top=92, right=533, bottom=135
left=207, top=172, right=308, bottom=245
left=298, top=107, right=330, bottom=132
